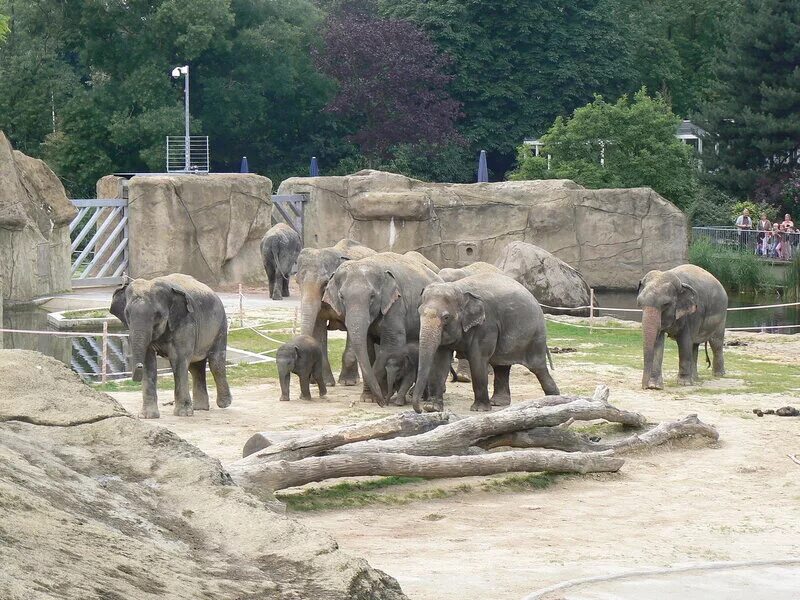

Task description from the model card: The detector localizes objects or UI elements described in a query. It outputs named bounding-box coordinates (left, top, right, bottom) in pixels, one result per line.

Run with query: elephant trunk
left=299, top=283, right=323, bottom=337
left=346, top=314, right=385, bottom=405
left=412, top=316, right=442, bottom=413
left=641, top=306, right=662, bottom=389
left=129, top=328, right=152, bottom=383
left=385, top=365, right=399, bottom=398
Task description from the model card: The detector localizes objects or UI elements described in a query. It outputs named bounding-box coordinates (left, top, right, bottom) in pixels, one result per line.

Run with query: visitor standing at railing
left=735, top=208, right=752, bottom=251
left=756, top=212, right=771, bottom=256
left=778, top=214, right=795, bottom=259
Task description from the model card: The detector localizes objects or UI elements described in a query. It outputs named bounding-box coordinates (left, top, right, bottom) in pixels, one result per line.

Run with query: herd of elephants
left=109, top=223, right=729, bottom=420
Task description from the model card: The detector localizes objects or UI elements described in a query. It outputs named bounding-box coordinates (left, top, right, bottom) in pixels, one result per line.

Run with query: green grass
left=689, top=238, right=779, bottom=293
left=62, top=308, right=113, bottom=319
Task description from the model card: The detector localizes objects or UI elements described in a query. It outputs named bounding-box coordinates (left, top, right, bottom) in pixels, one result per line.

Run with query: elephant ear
left=110, top=283, right=129, bottom=327
left=461, top=291, right=486, bottom=332
left=168, top=284, right=195, bottom=330
left=381, top=271, right=402, bottom=315
left=322, top=273, right=345, bottom=317
left=675, top=283, right=698, bottom=320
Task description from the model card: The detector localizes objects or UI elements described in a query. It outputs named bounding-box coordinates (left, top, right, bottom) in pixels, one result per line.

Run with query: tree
left=0, top=13, right=8, bottom=42
left=698, top=0, right=800, bottom=204
left=509, top=89, right=698, bottom=210
left=380, top=0, right=632, bottom=175
left=312, top=12, right=461, bottom=159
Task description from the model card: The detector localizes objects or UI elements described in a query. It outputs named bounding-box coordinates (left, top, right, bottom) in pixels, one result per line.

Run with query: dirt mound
left=0, top=350, right=405, bottom=600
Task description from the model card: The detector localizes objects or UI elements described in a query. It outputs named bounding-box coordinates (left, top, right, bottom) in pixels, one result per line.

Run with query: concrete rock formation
left=497, top=241, right=593, bottom=316
left=98, top=174, right=273, bottom=287
left=278, top=170, right=688, bottom=289
left=0, top=132, right=76, bottom=302
left=0, top=350, right=405, bottom=600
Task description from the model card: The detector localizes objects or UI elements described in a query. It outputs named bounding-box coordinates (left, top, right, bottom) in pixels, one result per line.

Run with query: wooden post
left=589, top=288, right=595, bottom=333
left=101, top=320, right=108, bottom=384
left=238, top=283, right=244, bottom=327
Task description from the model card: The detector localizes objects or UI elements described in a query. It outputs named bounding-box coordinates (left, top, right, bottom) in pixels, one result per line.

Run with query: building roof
left=675, top=119, right=707, bottom=139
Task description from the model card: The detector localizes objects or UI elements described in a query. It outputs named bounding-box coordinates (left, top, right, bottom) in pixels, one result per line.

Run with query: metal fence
left=166, top=135, right=209, bottom=173
left=692, top=227, right=799, bottom=260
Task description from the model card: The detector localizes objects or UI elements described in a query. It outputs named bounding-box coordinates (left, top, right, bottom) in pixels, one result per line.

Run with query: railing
left=69, top=198, right=129, bottom=287
left=692, top=227, right=799, bottom=260
left=166, top=135, right=210, bottom=173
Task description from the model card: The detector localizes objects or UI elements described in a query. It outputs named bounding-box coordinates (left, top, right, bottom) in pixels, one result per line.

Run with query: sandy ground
left=108, top=324, right=800, bottom=600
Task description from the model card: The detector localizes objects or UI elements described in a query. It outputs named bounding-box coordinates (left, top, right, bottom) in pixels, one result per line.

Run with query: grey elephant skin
left=322, top=252, right=441, bottom=405
left=438, top=262, right=502, bottom=283
left=110, top=274, right=232, bottom=419
left=295, top=238, right=375, bottom=386
left=260, top=223, right=301, bottom=300
left=413, top=273, right=559, bottom=413
left=638, top=264, right=727, bottom=389
left=377, top=341, right=421, bottom=406
left=403, top=251, right=440, bottom=273
left=276, top=335, right=327, bottom=402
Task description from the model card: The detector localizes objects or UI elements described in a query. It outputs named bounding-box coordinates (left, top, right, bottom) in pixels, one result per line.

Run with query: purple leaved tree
left=313, top=15, right=462, bottom=159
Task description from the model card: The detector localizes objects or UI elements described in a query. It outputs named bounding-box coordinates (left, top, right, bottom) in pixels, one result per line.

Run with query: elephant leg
left=359, top=339, right=381, bottom=403
left=467, top=346, right=491, bottom=412
left=710, top=335, right=726, bottom=377
left=190, top=359, right=210, bottom=410
left=422, top=348, right=451, bottom=412
left=691, top=344, right=700, bottom=382
left=172, top=356, right=193, bottom=417
left=282, top=274, right=290, bottom=298
left=140, top=348, right=160, bottom=419
left=208, top=339, right=233, bottom=408
left=311, top=319, right=336, bottom=387
left=453, top=357, right=471, bottom=382
left=265, top=261, right=280, bottom=300
left=338, top=334, right=360, bottom=386
left=490, top=364, right=512, bottom=406
left=525, top=339, right=560, bottom=396
left=676, top=332, right=695, bottom=386
left=392, top=373, right=414, bottom=406
left=647, top=332, right=666, bottom=390
left=313, top=360, right=328, bottom=398
left=299, top=369, right=313, bottom=401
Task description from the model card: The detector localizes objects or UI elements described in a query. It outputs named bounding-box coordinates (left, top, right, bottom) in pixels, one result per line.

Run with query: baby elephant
left=381, top=342, right=420, bottom=406
left=276, top=335, right=327, bottom=401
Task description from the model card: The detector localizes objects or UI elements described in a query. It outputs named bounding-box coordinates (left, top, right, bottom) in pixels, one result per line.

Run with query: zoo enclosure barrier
left=69, top=198, right=130, bottom=287
left=692, top=226, right=799, bottom=259
left=270, top=193, right=308, bottom=240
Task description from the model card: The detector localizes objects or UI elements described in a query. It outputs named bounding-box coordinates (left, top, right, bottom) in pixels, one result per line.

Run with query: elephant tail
left=704, top=342, right=711, bottom=368
left=546, top=346, right=554, bottom=370
left=273, top=247, right=289, bottom=280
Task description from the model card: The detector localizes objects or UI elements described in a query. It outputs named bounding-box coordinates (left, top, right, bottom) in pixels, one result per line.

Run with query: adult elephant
left=322, top=252, right=441, bottom=405
left=403, top=251, right=440, bottom=273
left=638, top=265, right=727, bottom=389
left=110, top=274, right=232, bottom=419
left=295, top=239, right=375, bottom=386
left=260, top=223, right=301, bottom=300
left=412, top=273, right=559, bottom=413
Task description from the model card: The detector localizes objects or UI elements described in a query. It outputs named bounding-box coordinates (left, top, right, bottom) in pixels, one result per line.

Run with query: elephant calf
left=261, top=223, right=301, bottom=300
left=110, top=274, right=232, bottom=419
left=375, top=342, right=420, bottom=406
left=276, top=335, right=327, bottom=402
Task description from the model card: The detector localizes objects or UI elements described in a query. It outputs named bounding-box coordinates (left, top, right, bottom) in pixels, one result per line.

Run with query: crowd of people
left=735, top=209, right=799, bottom=260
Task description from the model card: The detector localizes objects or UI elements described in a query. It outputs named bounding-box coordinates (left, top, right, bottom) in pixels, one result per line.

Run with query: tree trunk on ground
left=229, top=448, right=625, bottom=491
left=237, top=411, right=452, bottom=463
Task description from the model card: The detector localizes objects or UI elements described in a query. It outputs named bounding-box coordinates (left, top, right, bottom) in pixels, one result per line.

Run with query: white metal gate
left=69, top=198, right=129, bottom=287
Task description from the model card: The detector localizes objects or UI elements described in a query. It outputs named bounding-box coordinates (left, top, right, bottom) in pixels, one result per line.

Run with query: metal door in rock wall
left=69, top=198, right=129, bottom=287
left=271, top=194, right=307, bottom=242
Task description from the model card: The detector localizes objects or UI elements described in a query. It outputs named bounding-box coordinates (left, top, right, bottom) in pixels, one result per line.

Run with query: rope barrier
left=0, top=327, right=129, bottom=338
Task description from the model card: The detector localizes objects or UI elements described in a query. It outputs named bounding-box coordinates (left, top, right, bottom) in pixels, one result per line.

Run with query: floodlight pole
left=183, top=66, right=190, bottom=172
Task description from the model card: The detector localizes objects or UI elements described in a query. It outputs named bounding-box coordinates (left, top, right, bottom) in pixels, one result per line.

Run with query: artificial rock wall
left=98, top=174, right=273, bottom=287
left=0, top=132, right=76, bottom=303
left=278, top=170, right=688, bottom=289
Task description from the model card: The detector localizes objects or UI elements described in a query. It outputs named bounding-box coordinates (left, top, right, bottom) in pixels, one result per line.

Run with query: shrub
left=689, top=238, right=777, bottom=293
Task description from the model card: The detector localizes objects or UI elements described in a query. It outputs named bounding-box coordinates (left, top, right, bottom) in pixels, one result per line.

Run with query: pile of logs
left=228, top=386, right=719, bottom=495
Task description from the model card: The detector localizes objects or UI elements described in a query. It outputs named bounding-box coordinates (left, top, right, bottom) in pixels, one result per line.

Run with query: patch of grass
left=689, top=238, right=778, bottom=293
left=62, top=308, right=112, bottom=319
left=481, top=472, right=557, bottom=492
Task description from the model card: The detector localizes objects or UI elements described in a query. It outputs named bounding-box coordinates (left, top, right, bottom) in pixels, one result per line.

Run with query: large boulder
left=0, top=350, right=406, bottom=600
left=0, top=132, right=76, bottom=302
left=278, top=170, right=688, bottom=290
left=496, top=241, right=593, bottom=316
left=98, top=173, right=273, bottom=288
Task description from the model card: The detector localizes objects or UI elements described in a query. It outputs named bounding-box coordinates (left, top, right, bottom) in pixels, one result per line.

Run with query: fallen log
left=238, top=411, right=452, bottom=463
left=326, top=397, right=645, bottom=457
left=480, top=414, right=718, bottom=453
left=228, top=448, right=625, bottom=491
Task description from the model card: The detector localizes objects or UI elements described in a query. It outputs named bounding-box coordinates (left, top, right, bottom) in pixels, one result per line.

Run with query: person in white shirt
left=734, top=208, right=752, bottom=251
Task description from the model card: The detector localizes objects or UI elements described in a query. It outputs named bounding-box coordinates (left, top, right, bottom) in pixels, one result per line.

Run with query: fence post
left=239, top=283, right=244, bottom=327
left=589, top=288, right=595, bottom=333
left=101, top=321, right=108, bottom=384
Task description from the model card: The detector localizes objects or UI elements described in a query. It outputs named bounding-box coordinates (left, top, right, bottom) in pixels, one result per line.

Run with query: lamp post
left=171, top=65, right=190, bottom=171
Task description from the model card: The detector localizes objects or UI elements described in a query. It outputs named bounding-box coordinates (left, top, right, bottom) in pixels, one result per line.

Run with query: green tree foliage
left=509, top=89, right=698, bottom=209
left=698, top=0, right=800, bottom=202
left=380, top=0, right=631, bottom=174
left=0, top=13, right=8, bottom=42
